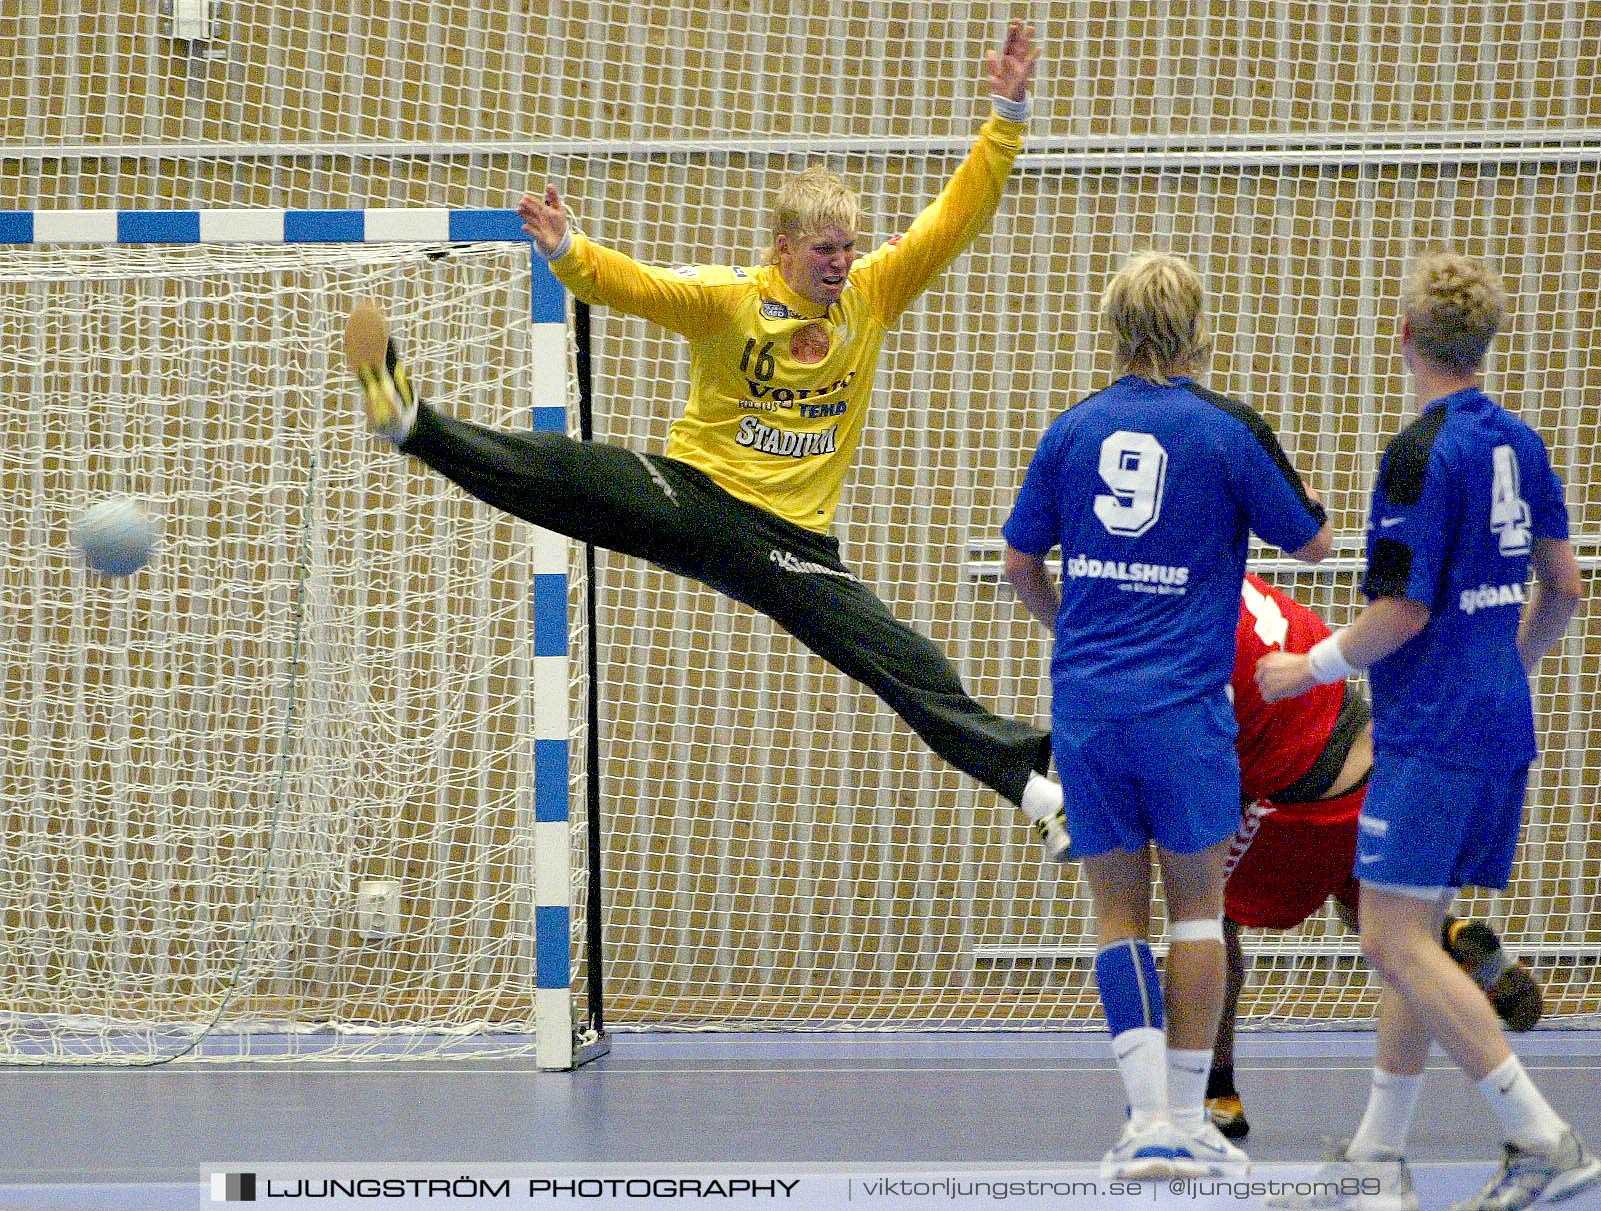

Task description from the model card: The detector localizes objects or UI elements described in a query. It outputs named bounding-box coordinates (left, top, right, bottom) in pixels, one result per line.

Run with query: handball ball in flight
left=74, top=496, right=157, bottom=577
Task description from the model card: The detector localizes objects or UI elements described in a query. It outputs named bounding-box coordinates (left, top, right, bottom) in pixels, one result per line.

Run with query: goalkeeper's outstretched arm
left=513, top=19, right=1039, bottom=266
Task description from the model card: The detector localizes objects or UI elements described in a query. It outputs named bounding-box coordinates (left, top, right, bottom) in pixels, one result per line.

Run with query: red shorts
left=1223, top=784, right=1365, bottom=930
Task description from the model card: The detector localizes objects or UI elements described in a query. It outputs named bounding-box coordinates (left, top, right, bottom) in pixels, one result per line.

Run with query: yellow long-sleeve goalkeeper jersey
left=547, top=111, right=1025, bottom=533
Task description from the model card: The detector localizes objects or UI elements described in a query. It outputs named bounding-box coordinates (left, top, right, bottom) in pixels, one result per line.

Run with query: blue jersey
left=1361, top=387, right=1569, bottom=769
left=1004, top=376, right=1326, bottom=720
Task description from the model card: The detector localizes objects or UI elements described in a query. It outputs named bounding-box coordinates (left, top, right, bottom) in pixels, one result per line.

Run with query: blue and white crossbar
left=0, top=207, right=567, bottom=329
left=3, top=208, right=580, bottom=1069
left=0, top=205, right=520, bottom=247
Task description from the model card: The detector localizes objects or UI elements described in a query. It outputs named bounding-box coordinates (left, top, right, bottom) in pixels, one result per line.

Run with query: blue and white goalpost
left=0, top=210, right=601, bottom=1071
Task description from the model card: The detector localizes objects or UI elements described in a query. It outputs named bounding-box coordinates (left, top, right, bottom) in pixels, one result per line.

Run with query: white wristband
left=991, top=94, right=1030, bottom=123
left=1306, top=632, right=1358, bottom=684
left=535, top=229, right=573, bottom=263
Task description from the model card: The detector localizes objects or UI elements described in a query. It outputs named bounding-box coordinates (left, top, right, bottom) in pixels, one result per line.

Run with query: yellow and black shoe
left=344, top=300, right=417, bottom=444
left=1033, top=808, right=1073, bottom=863
left=1443, top=915, right=1544, bottom=1032
left=1205, top=1094, right=1250, bottom=1140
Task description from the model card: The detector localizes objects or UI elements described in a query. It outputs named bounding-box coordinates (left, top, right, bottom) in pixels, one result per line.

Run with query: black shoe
left=1205, top=1093, right=1250, bottom=1139
left=1443, top=916, right=1544, bottom=1032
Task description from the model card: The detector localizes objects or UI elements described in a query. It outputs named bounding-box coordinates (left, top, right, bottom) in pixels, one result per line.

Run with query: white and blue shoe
left=1452, top=1128, right=1601, bottom=1211
left=1265, top=1141, right=1418, bottom=1210
left=1101, top=1119, right=1179, bottom=1180
left=1167, top=1117, right=1250, bottom=1177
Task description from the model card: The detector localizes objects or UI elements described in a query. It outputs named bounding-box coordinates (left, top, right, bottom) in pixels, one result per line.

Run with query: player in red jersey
left=1207, top=573, right=1543, bottom=1139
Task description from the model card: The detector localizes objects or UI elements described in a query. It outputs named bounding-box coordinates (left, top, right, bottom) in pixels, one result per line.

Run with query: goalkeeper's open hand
left=517, top=185, right=569, bottom=258
left=986, top=20, right=1040, bottom=103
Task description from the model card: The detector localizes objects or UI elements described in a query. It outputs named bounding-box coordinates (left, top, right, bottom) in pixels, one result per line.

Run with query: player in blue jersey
left=1257, top=251, right=1595, bottom=1211
left=1003, top=251, right=1330, bottom=1179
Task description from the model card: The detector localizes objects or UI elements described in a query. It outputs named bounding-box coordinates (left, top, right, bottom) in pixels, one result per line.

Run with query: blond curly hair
left=1402, top=250, right=1507, bottom=374
left=767, top=166, right=861, bottom=264
left=1100, top=251, right=1212, bottom=385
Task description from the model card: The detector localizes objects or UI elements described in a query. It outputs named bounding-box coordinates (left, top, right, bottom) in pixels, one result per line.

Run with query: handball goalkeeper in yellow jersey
left=345, top=20, right=1067, bottom=834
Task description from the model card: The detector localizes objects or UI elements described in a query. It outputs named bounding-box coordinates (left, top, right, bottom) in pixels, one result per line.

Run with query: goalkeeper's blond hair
left=1101, top=251, right=1211, bottom=385
left=1402, top=250, right=1507, bottom=374
left=767, top=166, right=861, bottom=263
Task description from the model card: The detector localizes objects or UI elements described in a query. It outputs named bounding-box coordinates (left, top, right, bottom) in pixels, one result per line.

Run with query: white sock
left=1349, top=1068, right=1423, bottom=1159
left=1478, top=1054, right=1566, bottom=1151
left=1019, top=772, right=1062, bottom=823
left=1168, top=1047, right=1213, bottom=1129
left=1111, top=1026, right=1168, bottom=1130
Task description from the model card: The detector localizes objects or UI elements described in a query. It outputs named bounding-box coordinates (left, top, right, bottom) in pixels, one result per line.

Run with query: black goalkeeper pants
left=401, top=404, right=1050, bottom=807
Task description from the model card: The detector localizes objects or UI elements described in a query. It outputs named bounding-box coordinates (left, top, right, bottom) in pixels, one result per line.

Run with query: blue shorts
left=1053, top=692, right=1240, bottom=858
left=1355, top=749, right=1528, bottom=891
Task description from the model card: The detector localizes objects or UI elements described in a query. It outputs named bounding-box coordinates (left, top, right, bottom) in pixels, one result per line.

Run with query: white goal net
left=0, top=240, right=589, bottom=1061
left=4, top=3, right=1598, bottom=1058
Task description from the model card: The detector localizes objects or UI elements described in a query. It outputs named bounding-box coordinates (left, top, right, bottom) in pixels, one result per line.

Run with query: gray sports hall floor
left=3, top=1031, right=1599, bottom=1209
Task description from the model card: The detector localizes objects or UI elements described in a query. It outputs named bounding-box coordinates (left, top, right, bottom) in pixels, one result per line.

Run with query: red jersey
left=1233, top=573, right=1346, bottom=802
